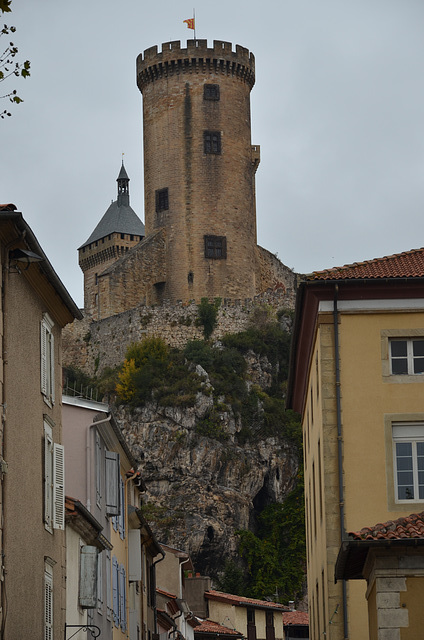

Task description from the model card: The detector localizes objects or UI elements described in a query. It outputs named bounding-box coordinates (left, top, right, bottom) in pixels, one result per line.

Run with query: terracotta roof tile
left=156, top=588, right=177, bottom=599
left=309, top=247, right=424, bottom=281
left=194, top=620, right=242, bottom=636
left=282, top=611, right=309, bottom=626
left=205, top=590, right=288, bottom=611
left=350, top=511, right=424, bottom=540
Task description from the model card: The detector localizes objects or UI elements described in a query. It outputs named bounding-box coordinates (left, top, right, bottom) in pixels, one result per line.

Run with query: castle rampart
left=137, top=40, right=255, bottom=91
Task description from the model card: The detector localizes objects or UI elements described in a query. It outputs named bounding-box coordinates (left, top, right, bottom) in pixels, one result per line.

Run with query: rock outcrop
left=115, top=352, right=299, bottom=578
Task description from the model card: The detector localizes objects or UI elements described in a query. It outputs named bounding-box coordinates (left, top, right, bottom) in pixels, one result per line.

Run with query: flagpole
left=193, top=8, right=196, bottom=40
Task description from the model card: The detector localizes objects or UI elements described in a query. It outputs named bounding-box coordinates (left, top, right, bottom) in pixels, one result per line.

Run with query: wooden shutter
left=106, top=551, right=112, bottom=621
left=112, top=556, right=119, bottom=627
left=97, top=550, right=103, bottom=610
left=96, top=432, right=102, bottom=507
left=128, top=530, right=142, bottom=581
left=49, top=331, right=55, bottom=405
left=44, top=423, right=53, bottom=528
left=79, top=545, right=98, bottom=608
left=44, top=565, right=53, bottom=640
left=105, top=451, right=120, bottom=515
left=40, top=321, right=48, bottom=396
left=119, top=478, right=125, bottom=539
left=53, top=443, right=65, bottom=530
left=120, top=564, right=127, bottom=631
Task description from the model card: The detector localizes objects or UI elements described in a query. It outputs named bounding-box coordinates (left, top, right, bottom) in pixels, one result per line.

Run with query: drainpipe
left=152, top=550, right=165, bottom=634
left=333, top=285, right=348, bottom=639
left=125, top=470, right=138, bottom=638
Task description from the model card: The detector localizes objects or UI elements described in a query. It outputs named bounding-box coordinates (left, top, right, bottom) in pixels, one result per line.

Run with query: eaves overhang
left=0, top=210, right=82, bottom=325
left=286, top=276, right=424, bottom=416
left=335, top=537, right=424, bottom=582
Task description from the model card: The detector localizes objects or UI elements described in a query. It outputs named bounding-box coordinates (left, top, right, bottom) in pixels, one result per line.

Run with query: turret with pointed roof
left=78, top=164, right=145, bottom=319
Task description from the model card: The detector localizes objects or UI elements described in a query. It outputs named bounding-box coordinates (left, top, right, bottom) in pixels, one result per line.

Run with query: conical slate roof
left=79, top=164, right=145, bottom=249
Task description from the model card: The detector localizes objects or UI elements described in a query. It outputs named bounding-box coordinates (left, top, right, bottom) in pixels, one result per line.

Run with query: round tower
left=136, top=39, right=260, bottom=303
left=78, top=164, right=145, bottom=318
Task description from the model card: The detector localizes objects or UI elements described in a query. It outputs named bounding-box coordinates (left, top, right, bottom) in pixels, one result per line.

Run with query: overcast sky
left=2, top=1, right=424, bottom=307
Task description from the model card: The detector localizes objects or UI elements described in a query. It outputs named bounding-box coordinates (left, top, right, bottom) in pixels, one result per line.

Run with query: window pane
left=419, top=485, right=424, bottom=500
left=398, top=485, right=415, bottom=500
left=414, top=358, right=424, bottom=374
left=397, top=456, right=413, bottom=470
left=398, top=471, right=414, bottom=486
left=396, top=442, right=413, bottom=457
left=391, top=341, right=407, bottom=357
left=413, top=340, right=424, bottom=357
left=392, top=359, right=408, bottom=374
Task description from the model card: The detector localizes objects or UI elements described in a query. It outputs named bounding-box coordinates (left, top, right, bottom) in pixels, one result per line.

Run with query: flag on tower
left=183, top=18, right=195, bottom=30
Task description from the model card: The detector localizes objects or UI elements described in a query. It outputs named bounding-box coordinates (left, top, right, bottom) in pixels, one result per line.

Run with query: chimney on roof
left=288, top=601, right=295, bottom=611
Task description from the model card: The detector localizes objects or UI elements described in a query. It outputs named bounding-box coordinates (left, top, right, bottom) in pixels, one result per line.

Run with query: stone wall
left=62, top=284, right=297, bottom=376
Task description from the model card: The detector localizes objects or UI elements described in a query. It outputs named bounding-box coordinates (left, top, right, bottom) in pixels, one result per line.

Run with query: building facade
left=0, top=204, right=81, bottom=639
left=287, top=248, right=424, bottom=640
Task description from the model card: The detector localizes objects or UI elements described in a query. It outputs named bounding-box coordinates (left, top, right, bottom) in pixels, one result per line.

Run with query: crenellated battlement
left=136, top=39, right=255, bottom=91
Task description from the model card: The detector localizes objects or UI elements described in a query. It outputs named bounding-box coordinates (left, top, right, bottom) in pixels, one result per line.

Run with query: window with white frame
left=393, top=423, right=424, bottom=501
left=44, top=562, right=53, bottom=640
left=390, top=338, right=424, bottom=375
left=44, top=421, right=65, bottom=531
left=41, top=313, right=55, bottom=405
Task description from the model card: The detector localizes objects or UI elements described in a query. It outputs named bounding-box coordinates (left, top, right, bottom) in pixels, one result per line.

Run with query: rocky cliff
left=114, top=346, right=301, bottom=580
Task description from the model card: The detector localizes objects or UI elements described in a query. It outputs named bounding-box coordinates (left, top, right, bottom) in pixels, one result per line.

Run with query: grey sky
left=2, top=1, right=424, bottom=307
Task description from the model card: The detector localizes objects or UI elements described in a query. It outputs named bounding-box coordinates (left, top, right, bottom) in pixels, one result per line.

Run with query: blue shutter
left=112, top=556, right=119, bottom=627
left=120, top=564, right=127, bottom=631
left=105, top=451, right=120, bottom=515
left=119, top=478, right=125, bottom=539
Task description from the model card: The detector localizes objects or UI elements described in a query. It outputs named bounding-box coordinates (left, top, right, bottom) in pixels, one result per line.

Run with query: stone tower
left=136, top=39, right=260, bottom=303
left=78, top=163, right=145, bottom=319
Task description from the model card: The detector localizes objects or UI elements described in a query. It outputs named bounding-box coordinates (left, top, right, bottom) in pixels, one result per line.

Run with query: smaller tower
left=79, top=164, right=145, bottom=319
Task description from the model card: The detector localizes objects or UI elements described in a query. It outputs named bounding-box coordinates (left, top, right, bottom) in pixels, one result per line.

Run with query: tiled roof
left=282, top=611, right=309, bottom=626
left=194, top=620, right=242, bottom=636
left=310, top=247, right=424, bottom=281
left=205, top=590, right=288, bottom=611
left=350, top=511, right=424, bottom=540
left=156, top=588, right=177, bottom=599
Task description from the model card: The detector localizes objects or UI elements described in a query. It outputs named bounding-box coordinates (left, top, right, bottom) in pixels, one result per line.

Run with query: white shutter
left=105, top=451, right=120, bottom=515
left=53, top=443, right=65, bottom=530
left=49, top=331, right=55, bottom=405
left=44, top=423, right=53, bottom=529
left=128, top=530, right=142, bottom=581
left=44, top=565, right=53, bottom=640
left=40, top=321, right=48, bottom=396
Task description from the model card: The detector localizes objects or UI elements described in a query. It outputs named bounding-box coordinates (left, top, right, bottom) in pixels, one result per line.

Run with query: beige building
left=336, top=511, right=424, bottom=640
left=287, top=248, right=424, bottom=640
left=0, top=204, right=81, bottom=639
left=204, top=590, right=287, bottom=640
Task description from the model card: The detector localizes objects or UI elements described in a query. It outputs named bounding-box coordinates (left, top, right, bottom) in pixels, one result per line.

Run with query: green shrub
left=197, top=297, right=221, bottom=339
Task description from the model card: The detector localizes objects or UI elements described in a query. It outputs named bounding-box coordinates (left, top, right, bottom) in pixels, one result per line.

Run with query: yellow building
left=287, top=248, right=424, bottom=640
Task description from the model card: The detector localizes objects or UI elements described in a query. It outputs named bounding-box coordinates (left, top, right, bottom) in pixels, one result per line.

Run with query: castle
left=78, top=40, right=294, bottom=323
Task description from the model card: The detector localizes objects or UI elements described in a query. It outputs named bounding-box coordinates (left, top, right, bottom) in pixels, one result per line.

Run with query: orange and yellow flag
left=183, top=18, right=195, bottom=30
